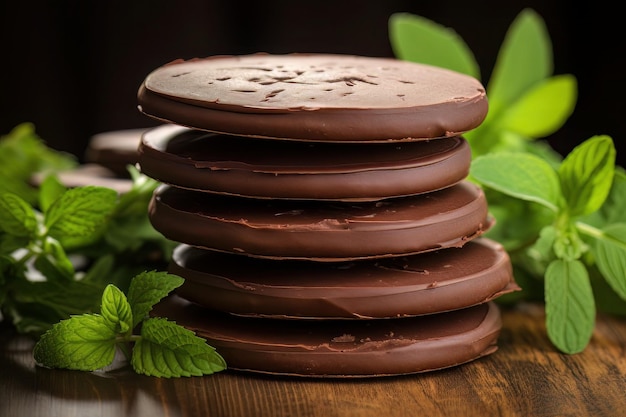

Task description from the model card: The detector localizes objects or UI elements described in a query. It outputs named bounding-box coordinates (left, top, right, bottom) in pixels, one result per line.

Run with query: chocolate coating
left=138, top=54, right=487, bottom=142
left=149, top=181, right=491, bottom=261
left=138, top=124, right=471, bottom=201
left=152, top=295, right=502, bottom=377
left=170, top=238, right=518, bottom=319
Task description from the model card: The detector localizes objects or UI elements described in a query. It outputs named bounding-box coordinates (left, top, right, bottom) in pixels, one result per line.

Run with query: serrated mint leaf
left=545, top=259, right=595, bottom=354
left=596, top=168, right=626, bottom=224
left=44, top=186, right=118, bottom=244
left=593, top=223, right=626, bottom=300
left=471, top=152, right=561, bottom=211
left=33, top=314, right=117, bottom=371
left=101, top=285, right=133, bottom=334
left=127, top=271, right=184, bottom=327
left=558, top=135, right=615, bottom=217
left=0, top=192, right=38, bottom=237
left=487, top=9, right=552, bottom=118
left=498, top=75, right=577, bottom=139
left=132, top=317, right=226, bottom=377
left=388, top=13, right=480, bottom=79
left=38, top=174, right=67, bottom=213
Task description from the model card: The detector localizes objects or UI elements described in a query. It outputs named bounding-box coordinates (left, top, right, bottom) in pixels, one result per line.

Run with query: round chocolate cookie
left=30, top=164, right=133, bottom=194
left=149, top=181, right=491, bottom=261
left=138, top=124, right=471, bottom=201
left=85, top=128, right=150, bottom=176
left=152, top=295, right=502, bottom=377
left=170, top=238, right=518, bottom=319
left=137, top=53, right=487, bottom=142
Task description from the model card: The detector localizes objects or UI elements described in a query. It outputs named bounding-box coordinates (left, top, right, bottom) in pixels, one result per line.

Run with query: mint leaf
left=38, top=174, right=67, bottom=213
left=487, top=8, right=552, bottom=119
left=33, top=314, right=117, bottom=371
left=132, top=317, right=226, bottom=377
left=558, top=135, right=615, bottom=217
left=78, top=256, right=134, bottom=295
left=31, top=271, right=225, bottom=377
left=388, top=13, right=480, bottom=79
left=545, top=259, right=595, bottom=353
left=101, top=284, right=133, bottom=334
left=104, top=215, right=164, bottom=252
left=498, top=75, right=577, bottom=139
left=0, top=123, right=175, bottom=343
left=471, top=152, right=561, bottom=211
left=12, top=278, right=103, bottom=335
left=113, top=166, right=160, bottom=217
left=44, top=186, right=118, bottom=247
left=593, top=223, right=626, bottom=300
left=594, top=168, right=626, bottom=224
left=127, top=271, right=184, bottom=327
left=483, top=195, right=553, bottom=252
left=0, top=193, right=38, bottom=237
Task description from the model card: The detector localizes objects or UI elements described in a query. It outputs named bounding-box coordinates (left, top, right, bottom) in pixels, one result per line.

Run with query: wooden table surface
left=2, top=302, right=625, bottom=417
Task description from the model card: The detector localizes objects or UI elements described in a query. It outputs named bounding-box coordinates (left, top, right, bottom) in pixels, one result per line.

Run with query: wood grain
left=2, top=303, right=625, bottom=417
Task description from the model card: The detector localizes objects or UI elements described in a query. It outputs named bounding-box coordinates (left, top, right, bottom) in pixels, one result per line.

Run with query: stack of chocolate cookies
left=136, top=54, right=519, bottom=377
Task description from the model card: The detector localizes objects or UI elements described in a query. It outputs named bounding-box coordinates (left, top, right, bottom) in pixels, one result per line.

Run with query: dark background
left=1, top=1, right=623, bottom=165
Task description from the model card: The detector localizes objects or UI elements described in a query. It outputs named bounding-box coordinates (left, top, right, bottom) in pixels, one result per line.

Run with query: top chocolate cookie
left=138, top=53, right=487, bottom=142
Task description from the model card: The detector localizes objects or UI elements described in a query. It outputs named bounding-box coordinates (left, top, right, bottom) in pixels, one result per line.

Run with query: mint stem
left=576, top=221, right=605, bottom=240
left=115, top=334, right=141, bottom=360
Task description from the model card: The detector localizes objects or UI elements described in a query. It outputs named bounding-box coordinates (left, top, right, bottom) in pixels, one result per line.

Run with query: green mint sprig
left=33, top=271, right=227, bottom=377
left=390, top=8, right=577, bottom=160
left=471, top=135, right=624, bottom=353
left=388, top=9, right=626, bottom=353
left=0, top=183, right=117, bottom=334
left=0, top=154, right=173, bottom=336
left=388, top=8, right=578, bottom=267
